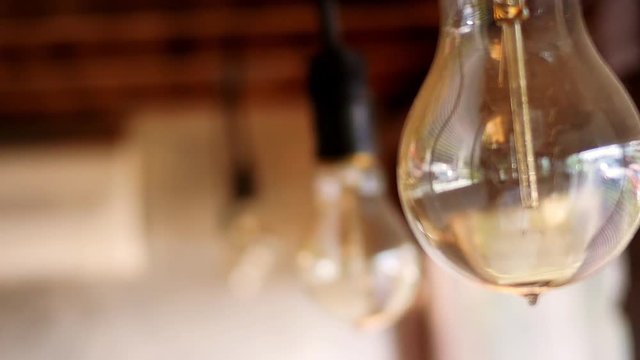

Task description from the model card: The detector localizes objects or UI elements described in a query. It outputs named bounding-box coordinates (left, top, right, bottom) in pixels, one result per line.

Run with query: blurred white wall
left=0, top=101, right=402, bottom=360
left=0, top=139, right=145, bottom=283
left=427, top=257, right=633, bottom=360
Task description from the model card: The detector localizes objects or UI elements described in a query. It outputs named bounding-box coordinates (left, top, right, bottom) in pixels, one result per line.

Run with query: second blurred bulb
left=298, top=154, right=421, bottom=330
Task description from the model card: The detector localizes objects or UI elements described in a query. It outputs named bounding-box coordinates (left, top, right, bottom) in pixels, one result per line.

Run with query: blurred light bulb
left=225, top=204, right=285, bottom=299
left=299, top=154, right=421, bottom=329
left=398, top=0, right=640, bottom=304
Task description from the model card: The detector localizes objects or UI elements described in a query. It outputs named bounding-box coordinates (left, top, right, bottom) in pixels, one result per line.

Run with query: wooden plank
left=0, top=40, right=431, bottom=89
left=0, top=3, right=439, bottom=48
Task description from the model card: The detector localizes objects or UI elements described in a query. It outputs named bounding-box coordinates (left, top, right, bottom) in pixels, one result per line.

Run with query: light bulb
left=225, top=204, right=286, bottom=299
left=298, top=154, right=422, bottom=329
left=398, top=0, right=640, bottom=304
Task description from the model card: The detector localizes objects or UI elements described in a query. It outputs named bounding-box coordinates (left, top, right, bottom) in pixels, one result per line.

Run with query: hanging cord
left=220, top=45, right=255, bottom=200
left=317, top=0, right=342, bottom=48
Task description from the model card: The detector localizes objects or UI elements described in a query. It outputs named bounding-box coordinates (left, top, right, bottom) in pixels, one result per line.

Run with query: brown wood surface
left=0, top=1, right=439, bottom=119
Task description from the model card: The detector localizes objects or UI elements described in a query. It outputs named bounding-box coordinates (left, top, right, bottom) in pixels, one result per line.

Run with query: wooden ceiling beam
left=0, top=3, right=438, bottom=48
left=0, top=40, right=431, bottom=92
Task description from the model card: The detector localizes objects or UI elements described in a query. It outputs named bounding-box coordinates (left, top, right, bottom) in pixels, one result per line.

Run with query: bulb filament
left=495, top=0, right=539, bottom=208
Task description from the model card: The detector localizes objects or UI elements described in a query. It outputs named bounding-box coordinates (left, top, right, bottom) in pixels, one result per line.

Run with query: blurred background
left=0, top=0, right=639, bottom=359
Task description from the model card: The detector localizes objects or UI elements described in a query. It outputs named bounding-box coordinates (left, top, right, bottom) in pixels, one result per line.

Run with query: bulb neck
left=439, top=0, right=585, bottom=37
left=315, top=153, right=387, bottom=199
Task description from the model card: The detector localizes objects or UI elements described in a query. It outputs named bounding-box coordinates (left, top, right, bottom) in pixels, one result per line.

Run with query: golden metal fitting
left=493, top=2, right=530, bottom=23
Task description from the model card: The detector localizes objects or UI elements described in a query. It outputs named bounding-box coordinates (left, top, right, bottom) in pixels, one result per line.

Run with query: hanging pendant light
left=297, top=0, right=423, bottom=330
left=221, top=49, right=285, bottom=299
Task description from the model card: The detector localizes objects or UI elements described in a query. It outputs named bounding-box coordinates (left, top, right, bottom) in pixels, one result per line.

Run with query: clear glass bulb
left=298, top=154, right=422, bottom=329
left=398, top=0, right=640, bottom=303
left=225, top=203, right=286, bottom=299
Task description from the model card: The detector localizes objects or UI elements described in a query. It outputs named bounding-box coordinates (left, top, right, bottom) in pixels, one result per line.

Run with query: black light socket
left=309, top=0, right=377, bottom=160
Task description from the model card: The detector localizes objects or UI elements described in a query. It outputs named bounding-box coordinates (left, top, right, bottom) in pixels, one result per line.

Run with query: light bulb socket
left=309, top=46, right=376, bottom=160
left=232, top=165, right=255, bottom=200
